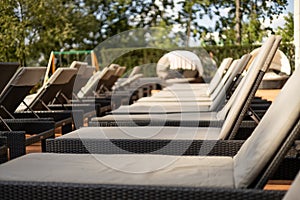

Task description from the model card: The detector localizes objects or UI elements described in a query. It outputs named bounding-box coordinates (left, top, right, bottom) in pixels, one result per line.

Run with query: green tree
left=276, top=12, right=293, bottom=43
left=213, top=0, right=288, bottom=45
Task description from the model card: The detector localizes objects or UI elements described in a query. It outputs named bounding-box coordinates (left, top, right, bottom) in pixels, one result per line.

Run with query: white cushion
left=112, top=103, right=211, bottom=114
left=283, top=171, right=300, bottom=200
left=92, top=112, right=218, bottom=123
left=234, top=65, right=300, bottom=188
left=0, top=153, right=234, bottom=188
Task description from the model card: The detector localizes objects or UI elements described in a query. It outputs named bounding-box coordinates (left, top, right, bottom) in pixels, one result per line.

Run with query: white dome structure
left=156, top=50, right=204, bottom=80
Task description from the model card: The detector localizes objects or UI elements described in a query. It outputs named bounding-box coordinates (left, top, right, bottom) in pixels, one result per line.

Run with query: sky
left=264, top=0, right=293, bottom=29
left=186, top=0, right=294, bottom=46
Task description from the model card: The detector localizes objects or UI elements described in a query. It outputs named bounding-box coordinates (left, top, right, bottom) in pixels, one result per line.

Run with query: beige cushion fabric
left=0, top=153, right=234, bottom=188
left=112, top=103, right=210, bottom=114
left=234, top=66, right=300, bottom=188
left=48, top=68, right=77, bottom=85
left=69, top=61, right=88, bottom=69
left=59, top=126, right=221, bottom=140
left=137, top=96, right=212, bottom=102
left=208, top=57, right=233, bottom=94
left=283, top=172, right=300, bottom=200
left=218, top=35, right=277, bottom=140
left=164, top=83, right=210, bottom=90
left=92, top=112, right=218, bottom=123
left=9, top=67, right=46, bottom=86
left=77, top=67, right=109, bottom=98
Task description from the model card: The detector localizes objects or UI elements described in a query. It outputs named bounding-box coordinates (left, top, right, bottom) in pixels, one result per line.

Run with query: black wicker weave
left=0, top=181, right=286, bottom=200
left=1, top=119, right=55, bottom=153
left=0, top=136, right=7, bottom=164
left=0, top=131, right=25, bottom=159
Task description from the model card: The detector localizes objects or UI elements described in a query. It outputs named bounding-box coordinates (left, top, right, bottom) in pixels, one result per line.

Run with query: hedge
left=95, top=43, right=295, bottom=74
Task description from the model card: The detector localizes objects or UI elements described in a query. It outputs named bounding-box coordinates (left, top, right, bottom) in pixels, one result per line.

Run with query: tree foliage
left=212, top=0, right=288, bottom=45
left=276, top=12, right=294, bottom=43
left=0, top=0, right=290, bottom=66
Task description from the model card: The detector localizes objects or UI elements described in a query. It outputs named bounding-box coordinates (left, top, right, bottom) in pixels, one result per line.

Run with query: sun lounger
left=1, top=61, right=299, bottom=197
left=0, top=67, right=56, bottom=157
left=12, top=68, right=84, bottom=134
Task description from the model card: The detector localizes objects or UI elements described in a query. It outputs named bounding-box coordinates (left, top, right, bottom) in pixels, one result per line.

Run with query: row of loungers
left=1, top=35, right=300, bottom=199
left=0, top=61, right=155, bottom=162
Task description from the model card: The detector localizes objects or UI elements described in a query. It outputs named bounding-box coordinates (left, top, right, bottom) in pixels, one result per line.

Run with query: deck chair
left=103, top=65, right=126, bottom=91
left=88, top=36, right=279, bottom=132
left=0, top=67, right=48, bottom=116
left=77, top=65, right=118, bottom=98
left=1, top=63, right=300, bottom=198
left=105, top=54, right=261, bottom=114
left=25, top=68, right=78, bottom=110
left=0, top=67, right=55, bottom=158
left=51, top=61, right=91, bottom=103
left=0, top=62, right=19, bottom=91
left=117, top=55, right=250, bottom=114
left=13, top=68, right=84, bottom=134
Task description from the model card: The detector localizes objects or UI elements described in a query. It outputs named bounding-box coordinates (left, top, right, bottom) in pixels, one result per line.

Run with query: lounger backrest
left=233, top=66, right=300, bottom=188
left=209, top=59, right=238, bottom=100
left=103, top=66, right=126, bottom=91
left=55, top=63, right=89, bottom=101
left=69, top=61, right=88, bottom=70
left=0, top=62, right=19, bottom=91
left=210, top=54, right=251, bottom=111
left=77, top=67, right=110, bottom=98
left=208, top=57, right=233, bottom=95
left=217, top=35, right=279, bottom=139
left=72, top=66, right=95, bottom=95
left=29, top=68, right=77, bottom=110
left=0, top=67, right=46, bottom=117
left=82, top=66, right=95, bottom=79
left=118, top=73, right=144, bottom=89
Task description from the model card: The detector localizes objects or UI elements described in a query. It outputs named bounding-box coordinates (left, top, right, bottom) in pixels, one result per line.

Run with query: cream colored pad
left=0, top=153, right=234, bottom=188
left=282, top=171, right=300, bottom=200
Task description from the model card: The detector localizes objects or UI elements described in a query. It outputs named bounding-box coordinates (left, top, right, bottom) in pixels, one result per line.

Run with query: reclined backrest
left=54, top=62, right=89, bottom=102
left=217, top=35, right=280, bottom=140
left=72, top=66, right=95, bottom=95
left=210, top=54, right=252, bottom=111
left=102, top=65, right=126, bottom=91
left=233, top=65, right=300, bottom=189
left=28, top=68, right=77, bottom=110
left=207, top=57, right=233, bottom=95
left=0, top=67, right=46, bottom=118
left=0, top=62, right=19, bottom=91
